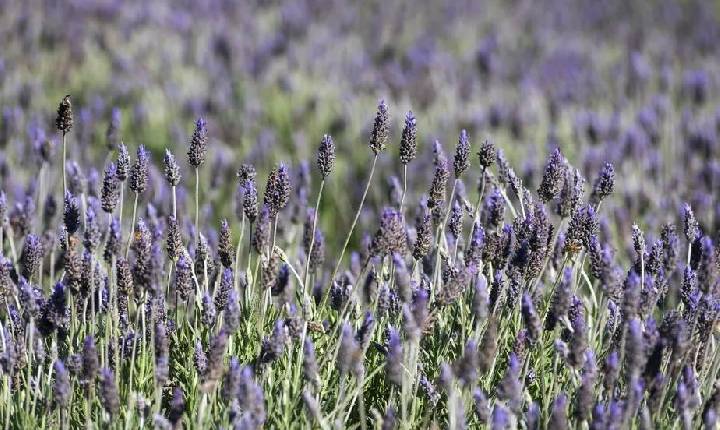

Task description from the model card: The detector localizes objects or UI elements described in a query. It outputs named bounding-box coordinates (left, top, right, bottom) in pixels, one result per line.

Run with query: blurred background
left=1, top=0, right=720, bottom=251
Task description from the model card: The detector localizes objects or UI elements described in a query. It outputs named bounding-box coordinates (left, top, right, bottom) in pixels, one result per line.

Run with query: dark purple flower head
left=168, top=387, right=185, bottom=426
left=683, top=203, right=700, bottom=243
left=496, top=352, right=522, bottom=413
left=412, top=200, right=432, bottom=260
left=491, top=403, right=510, bottom=430
left=174, top=253, right=193, bottom=301
left=370, top=207, right=406, bottom=257
left=20, top=234, right=43, bottom=280
left=263, top=163, right=291, bottom=217
left=259, top=320, right=287, bottom=364
left=485, top=188, right=505, bottom=228
left=218, top=219, right=233, bottom=268
left=81, top=335, right=99, bottom=384
left=477, top=139, right=496, bottom=169
left=129, top=145, right=149, bottom=194
left=303, top=337, right=320, bottom=388
left=338, top=321, right=363, bottom=377
left=55, top=95, right=73, bottom=133
left=214, top=267, right=234, bottom=311
left=454, top=129, right=470, bottom=177
left=545, top=268, right=573, bottom=330
left=116, top=143, right=130, bottom=182
left=100, top=367, right=120, bottom=416
left=200, top=293, right=217, bottom=328
left=100, top=162, right=120, bottom=213
left=428, top=141, right=449, bottom=219
left=538, top=148, right=567, bottom=202
left=558, top=168, right=584, bottom=218
left=63, top=191, right=80, bottom=235
left=590, top=163, right=614, bottom=205
left=188, top=117, right=208, bottom=167
left=549, top=393, right=569, bottom=430
left=155, top=323, right=169, bottom=386
left=385, top=326, right=403, bottom=386
left=252, top=205, right=271, bottom=254
left=399, top=111, right=417, bottom=165
left=521, top=293, right=542, bottom=344
left=53, top=360, right=70, bottom=408
left=163, top=149, right=181, bottom=186
left=317, top=134, right=336, bottom=177
left=369, top=99, right=390, bottom=155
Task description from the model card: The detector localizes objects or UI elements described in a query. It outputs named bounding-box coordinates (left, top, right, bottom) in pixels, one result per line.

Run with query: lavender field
left=2, top=0, right=720, bottom=429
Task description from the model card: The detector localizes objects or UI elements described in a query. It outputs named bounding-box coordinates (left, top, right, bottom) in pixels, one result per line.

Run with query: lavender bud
left=545, top=268, right=572, bottom=330
left=129, top=145, right=149, bottom=194
left=485, top=188, right=505, bottom=228
left=81, top=335, right=99, bottom=385
left=259, top=320, right=288, bottom=364
left=303, top=337, right=320, bottom=388
left=63, top=191, right=80, bottom=234
left=338, top=322, right=363, bottom=377
left=168, top=387, right=185, bottom=426
left=101, top=162, right=120, bottom=213
left=491, top=403, right=511, bottom=430
left=428, top=143, right=449, bottom=218
left=496, top=353, right=522, bottom=413
left=521, top=293, right=542, bottom=344
left=163, top=149, right=181, bottom=186
left=370, top=207, right=407, bottom=257
left=55, top=95, right=73, bottom=133
left=194, top=340, right=207, bottom=375
left=549, top=393, right=569, bottom=430
left=174, top=254, right=193, bottom=301
left=558, top=168, right=584, bottom=218
left=53, top=360, right=70, bottom=409
left=537, top=148, right=566, bottom=202
left=473, top=388, right=490, bottom=423
left=683, top=203, right=700, bottom=243
left=369, top=100, right=390, bottom=155
left=382, top=405, right=397, bottom=430
left=479, top=317, right=499, bottom=373
left=477, top=140, right=496, bottom=169
left=448, top=200, right=463, bottom=239
left=263, top=163, right=291, bottom=217
left=100, top=368, right=120, bottom=416
left=398, top=111, right=418, bottom=165
left=187, top=117, right=208, bottom=167
left=83, top=205, right=101, bottom=251
left=218, top=219, right=233, bottom=268
left=202, top=330, right=228, bottom=390
left=20, top=234, right=43, bottom=280
left=201, top=293, right=216, bottom=328
left=166, top=216, right=182, bottom=261
left=454, top=129, right=470, bottom=177
left=317, top=134, right=336, bottom=177
left=412, top=200, right=432, bottom=260
left=224, top=289, right=241, bottom=334
left=590, top=163, right=615, bottom=205
left=385, top=326, right=403, bottom=386
left=116, top=143, right=130, bottom=181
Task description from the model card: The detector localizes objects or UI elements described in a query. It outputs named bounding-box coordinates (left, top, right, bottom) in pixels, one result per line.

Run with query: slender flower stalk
left=56, top=95, right=73, bottom=197
left=188, top=118, right=208, bottom=240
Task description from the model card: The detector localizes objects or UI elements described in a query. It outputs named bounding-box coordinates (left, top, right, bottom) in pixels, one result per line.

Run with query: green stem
left=124, top=193, right=139, bottom=258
